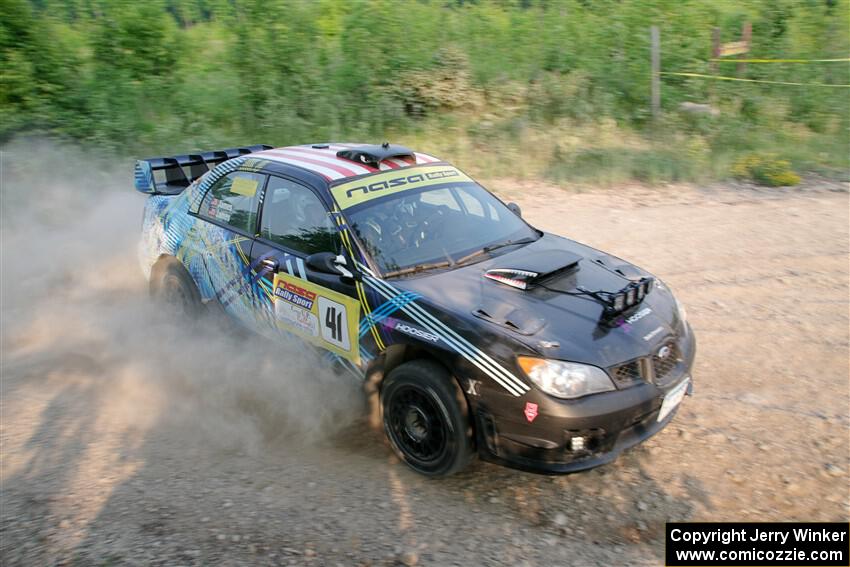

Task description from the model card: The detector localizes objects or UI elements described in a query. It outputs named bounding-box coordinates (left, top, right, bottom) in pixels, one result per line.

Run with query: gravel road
left=1, top=164, right=848, bottom=566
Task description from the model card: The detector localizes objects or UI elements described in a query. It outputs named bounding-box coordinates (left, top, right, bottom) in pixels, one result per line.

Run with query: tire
left=151, top=258, right=202, bottom=318
left=381, top=359, right=473, bottom=477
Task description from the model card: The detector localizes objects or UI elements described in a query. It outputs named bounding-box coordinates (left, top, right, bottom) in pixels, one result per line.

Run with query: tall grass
left=2, top=0, right=848, bottom=183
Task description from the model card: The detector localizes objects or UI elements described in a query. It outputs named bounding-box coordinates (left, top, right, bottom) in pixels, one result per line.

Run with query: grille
left=652, top=342, right=682, bottom=387
left=610, top=360, right=644, bottom=386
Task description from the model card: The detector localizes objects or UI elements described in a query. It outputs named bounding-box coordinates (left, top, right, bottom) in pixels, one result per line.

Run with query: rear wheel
left=151, top=259, right=201, bottom=318
left=381, top=360, right=473, bottom=477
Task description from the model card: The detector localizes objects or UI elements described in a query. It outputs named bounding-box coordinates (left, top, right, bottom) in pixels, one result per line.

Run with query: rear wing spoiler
left=134, top=144, right=272, bottom=195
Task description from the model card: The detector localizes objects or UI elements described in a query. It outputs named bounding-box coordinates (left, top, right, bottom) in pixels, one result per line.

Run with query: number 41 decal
left=272, top=272, right=360, bottom=364
left=318, top=297, right=350, bottom=350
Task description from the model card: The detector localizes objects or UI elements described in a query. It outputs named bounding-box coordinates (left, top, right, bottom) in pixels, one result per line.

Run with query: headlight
left=517, top=357, right=616, bottom=399
left=674, top=296, right=687, bottom=324
left=660, top=277, right=687, bottom=326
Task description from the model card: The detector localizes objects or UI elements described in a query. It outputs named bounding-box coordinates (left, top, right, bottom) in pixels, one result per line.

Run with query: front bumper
left=477, top=379, right=691, bottom=474
left=475, top=360, right=694, bottom=474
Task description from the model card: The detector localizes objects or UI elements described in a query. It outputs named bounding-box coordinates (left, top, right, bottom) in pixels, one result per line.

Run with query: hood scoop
left=472, top=300, right=546, bottom=335
left=484, top=249, right=582, bottom=290
left=483, top=268, right=539, bottom=290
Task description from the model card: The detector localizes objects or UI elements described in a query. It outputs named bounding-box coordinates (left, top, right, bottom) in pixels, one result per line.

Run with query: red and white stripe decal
left=272, top=147, right=376, bottom=177
left=256, top=145, right=443, bottom=181
left=414, top=153, right=439, bottom=164
left=255, top=150, right=342, bottom=180
left=288, top=146, right=377, bottom=171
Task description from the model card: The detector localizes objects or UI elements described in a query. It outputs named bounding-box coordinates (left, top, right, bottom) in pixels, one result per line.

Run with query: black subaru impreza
left=135, top=142, right=695, bottom=477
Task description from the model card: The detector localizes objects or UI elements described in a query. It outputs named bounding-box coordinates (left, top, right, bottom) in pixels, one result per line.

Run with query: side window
left=198, top=171, right=265, bottom=234
left=260, top=176, right=340, bottom=255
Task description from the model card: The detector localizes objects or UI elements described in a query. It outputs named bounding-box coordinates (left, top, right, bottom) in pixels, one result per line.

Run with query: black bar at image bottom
left=666, top=522, right=849, bottom=566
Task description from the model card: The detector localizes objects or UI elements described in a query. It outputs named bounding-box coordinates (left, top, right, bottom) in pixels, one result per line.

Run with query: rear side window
left=198, top=171, right=265, bottom=234
left=260, top=176, right=340, bottom=255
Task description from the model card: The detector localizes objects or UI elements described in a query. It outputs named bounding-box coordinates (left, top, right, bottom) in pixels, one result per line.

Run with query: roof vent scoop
left=336, top=143, right=416, bottom=168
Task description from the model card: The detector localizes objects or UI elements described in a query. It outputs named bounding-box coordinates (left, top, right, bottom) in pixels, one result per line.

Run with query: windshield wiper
left=455, top=237, right=537, bottom=266
left=384, top=237, right=537, bottom=277
left=483, top=236, right=537, bottom=254
left=384, top=260, right=453, bottom=278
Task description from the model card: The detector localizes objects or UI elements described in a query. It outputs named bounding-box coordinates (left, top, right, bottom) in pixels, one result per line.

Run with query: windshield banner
left=331, top=164, right=473, bottom=209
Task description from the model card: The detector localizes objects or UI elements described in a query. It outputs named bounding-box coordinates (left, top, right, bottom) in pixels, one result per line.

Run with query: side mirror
left=507, top=202, right=522, bottom=218
left=305, top=252, right=355, bottom=279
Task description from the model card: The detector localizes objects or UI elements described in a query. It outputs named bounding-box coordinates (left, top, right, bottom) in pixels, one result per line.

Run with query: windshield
left=344, top=181, right=538, bottom=276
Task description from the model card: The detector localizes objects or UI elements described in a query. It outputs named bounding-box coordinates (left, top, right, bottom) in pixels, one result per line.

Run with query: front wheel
left=381, top=360, right=473, bottom=477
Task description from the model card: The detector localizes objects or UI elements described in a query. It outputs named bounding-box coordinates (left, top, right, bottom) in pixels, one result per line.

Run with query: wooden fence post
left=711, top=27, right=720, bottom=103
left=738, top=21, right=752, bottom=76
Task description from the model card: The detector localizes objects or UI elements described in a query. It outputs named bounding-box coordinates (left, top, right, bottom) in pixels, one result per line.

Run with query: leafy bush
left=384, top=48, right=483, bottom=118
left=732, top=154, right=801, bottom=186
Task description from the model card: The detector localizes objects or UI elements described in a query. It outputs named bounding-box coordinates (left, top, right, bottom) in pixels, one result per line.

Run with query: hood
left=390, top=233, right=683, bottom=368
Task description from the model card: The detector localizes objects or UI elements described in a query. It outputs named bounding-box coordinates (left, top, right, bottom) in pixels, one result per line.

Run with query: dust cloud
left=0, top=138, right=364, bottom=456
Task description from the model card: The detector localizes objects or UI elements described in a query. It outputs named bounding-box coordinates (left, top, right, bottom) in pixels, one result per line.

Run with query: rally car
left=134, top=142, right=695, bottom=477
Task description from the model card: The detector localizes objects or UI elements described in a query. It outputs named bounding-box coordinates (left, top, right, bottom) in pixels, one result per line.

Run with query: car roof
left=250, top=143, right=441, bottom=183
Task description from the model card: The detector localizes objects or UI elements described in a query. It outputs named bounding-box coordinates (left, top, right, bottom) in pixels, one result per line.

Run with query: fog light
left=570, top=436, right=586, bottom=451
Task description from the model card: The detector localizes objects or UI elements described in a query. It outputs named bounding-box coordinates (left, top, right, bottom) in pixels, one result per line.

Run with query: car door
left=249, top=174, right=363, bottom=366
left=193, top=169, right=269, bottom=328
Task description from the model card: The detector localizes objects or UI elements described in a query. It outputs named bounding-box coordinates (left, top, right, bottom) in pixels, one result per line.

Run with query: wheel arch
left=365, top=342, right=476, bottom=445
left=376, top=343, right=459, bottom=391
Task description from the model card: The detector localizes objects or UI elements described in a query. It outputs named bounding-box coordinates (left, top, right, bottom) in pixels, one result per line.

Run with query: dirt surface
left=2, top=172, right=848, bottom=566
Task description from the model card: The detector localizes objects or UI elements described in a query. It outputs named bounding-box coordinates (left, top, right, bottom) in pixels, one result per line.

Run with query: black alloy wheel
left=381, top=359, right=473, bottom=477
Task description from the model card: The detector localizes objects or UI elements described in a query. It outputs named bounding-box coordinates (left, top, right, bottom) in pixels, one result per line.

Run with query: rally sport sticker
left=272, top=272, right=361, bottom=364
